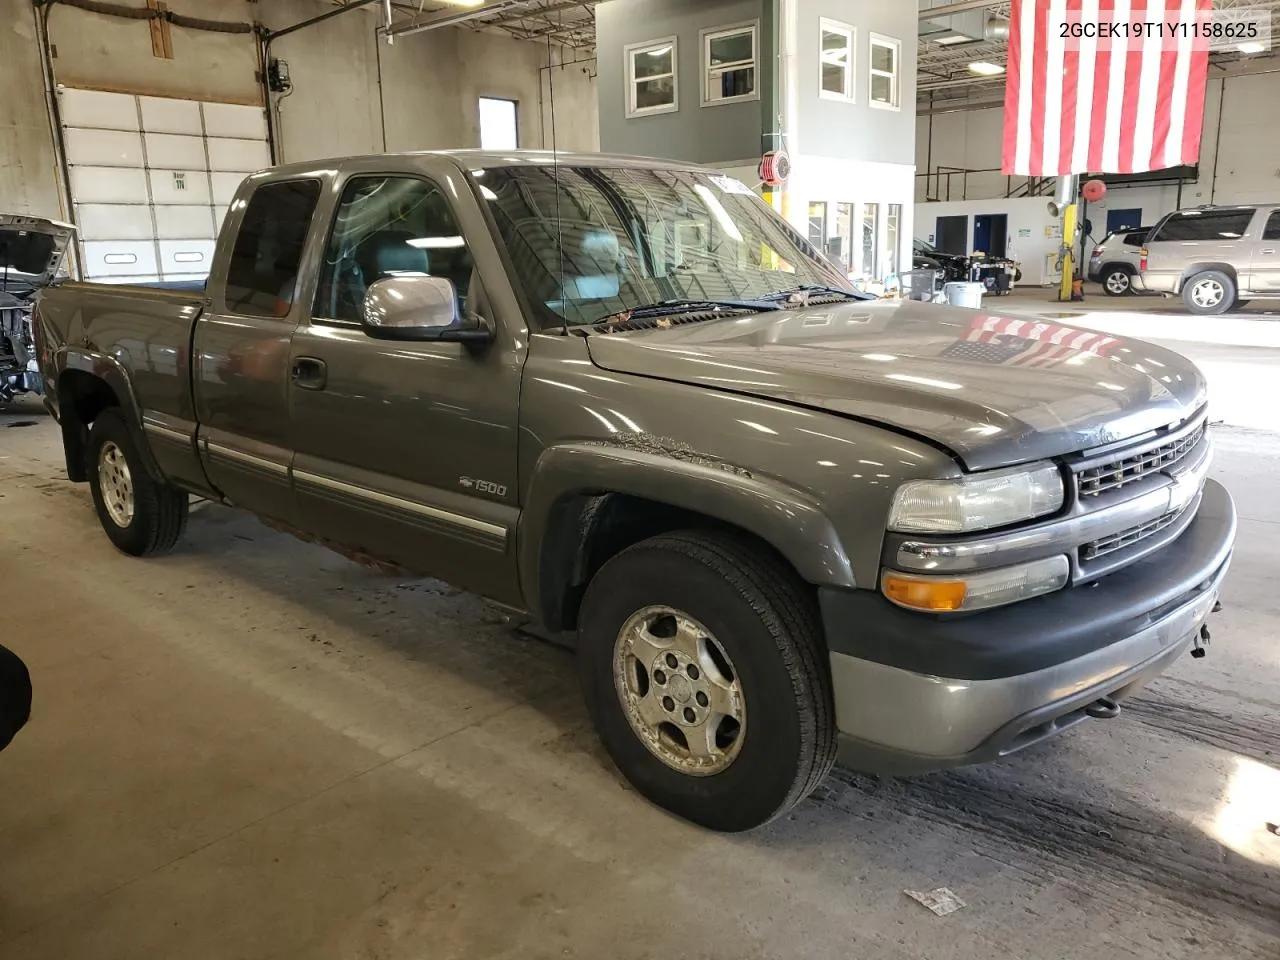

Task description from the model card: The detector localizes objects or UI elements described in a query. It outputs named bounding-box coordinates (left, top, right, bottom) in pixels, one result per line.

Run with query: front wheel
left=1102, top=268, right=1133, bottom=296
left=1183, top=270, right=1236, bottom=316
left=88, top=409, right=188, bottom=556
left=577, top=530, right=836, bottom=832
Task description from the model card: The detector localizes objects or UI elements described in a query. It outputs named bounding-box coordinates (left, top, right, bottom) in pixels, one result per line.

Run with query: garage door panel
left=62, top=93, right=267, bottom=281
left=59, top=89, right=139, bottom=131
left=211, top=171, right=247, bottom=205
left=65, top=128, right=144, bottom=168
left=76, top=204, right=155, bottom=241
left=207, top=137, right=269, bottom=173
left=69, top=166, right=149, bottom=204
left=149, top=169, right=212, bottom=205
left=153, top=205, right=215, bottom=240
left=140, top=96, right=203, bottom=135
left=81, top=240, right=159, bottom=278
left=201, top=102, right=267, bottom=140
left=159, top=240, right=216, bottom=276
left=144, top=133, right=208, bottom=170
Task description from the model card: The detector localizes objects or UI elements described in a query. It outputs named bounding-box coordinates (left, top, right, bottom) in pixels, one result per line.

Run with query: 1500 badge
left=459, top=477, right=507, bottom=497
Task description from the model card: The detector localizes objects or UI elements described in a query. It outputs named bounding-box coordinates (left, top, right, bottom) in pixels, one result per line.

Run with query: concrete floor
left=1, top=312, right=1278, bottom=958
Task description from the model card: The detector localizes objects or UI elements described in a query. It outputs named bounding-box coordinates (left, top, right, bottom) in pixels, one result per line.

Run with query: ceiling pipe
left=918, top=0, right=1007, bottom=19
left=386, top=0, right=531, bottom=38
left=985, top=16, right=1010, bottom=41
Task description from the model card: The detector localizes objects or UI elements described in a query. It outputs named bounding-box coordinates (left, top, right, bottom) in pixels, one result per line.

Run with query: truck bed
left=35, top=281, right=204, bottom=426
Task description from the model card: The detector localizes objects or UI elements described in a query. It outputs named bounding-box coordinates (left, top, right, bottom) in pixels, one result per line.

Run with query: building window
left=625, top=37, right=679, bottom=117
left=703, top=22, right=758, bottom=105
left=862, top=203, right=881, bottom=277
left=834, top=203, right=855, bottom=273
left=886, top=204, right=902, bottom=276
left=479, top=97, right=518, bottom=149
left=820, top=20, right=855, bottom=101
left=807, top=201, right=827, bottom=250
left=869, top=34, right=901, bottom=110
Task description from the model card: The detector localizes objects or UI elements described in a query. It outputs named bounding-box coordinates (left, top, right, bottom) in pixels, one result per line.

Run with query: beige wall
left=0, top=0, right=600, bottom=222
left=0, top=0, right=62, bottom=219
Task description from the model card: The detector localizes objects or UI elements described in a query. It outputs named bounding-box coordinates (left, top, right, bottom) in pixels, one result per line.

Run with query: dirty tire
left=577, top=530, right=836, bottom=832
left=1182, top=269, right=1235, bottom=316
left=88, top=408, right=188, bottom=556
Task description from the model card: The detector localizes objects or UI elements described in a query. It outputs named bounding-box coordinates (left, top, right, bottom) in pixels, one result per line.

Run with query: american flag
left=1002, top=0, right=1212, bottom=176
left=940, top=315, right=1122, bottom=368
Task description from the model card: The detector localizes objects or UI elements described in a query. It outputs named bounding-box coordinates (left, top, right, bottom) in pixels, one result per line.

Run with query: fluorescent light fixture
left=1238, top=41, right=1266, bottom=54
left=968, top=61, right=1005, bottom=76
left=436, top=0, right=484, bottom=6
left=407, top=236, right=466, bottom=249
left=933, top=34, right=974, bottom=46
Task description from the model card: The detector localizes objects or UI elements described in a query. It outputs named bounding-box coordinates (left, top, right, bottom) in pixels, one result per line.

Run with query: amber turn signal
left=881, top=573, right=968, bottom=612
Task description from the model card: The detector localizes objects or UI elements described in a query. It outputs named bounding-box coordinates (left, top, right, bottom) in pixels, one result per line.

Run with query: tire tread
left=601, top=529, right=837, bottom=827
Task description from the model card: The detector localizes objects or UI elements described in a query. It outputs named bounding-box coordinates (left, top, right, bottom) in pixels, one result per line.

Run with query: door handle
left=1262, top=249, right=1277, bottom=255
left=291, top=357, right=327, bottom=390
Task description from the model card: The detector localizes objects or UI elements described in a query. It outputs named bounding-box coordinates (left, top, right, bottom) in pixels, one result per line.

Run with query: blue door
left=1106, top=208, right=1142, bottom=233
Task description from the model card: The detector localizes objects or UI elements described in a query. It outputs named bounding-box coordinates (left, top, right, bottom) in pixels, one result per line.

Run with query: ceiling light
left=934, top=34, right=974, bottom=46
left=435, top=0, right=485, bottom=6
left=1238, top=41, right=1266, bottom=54
left=968, top=61, right=1005, bottom=76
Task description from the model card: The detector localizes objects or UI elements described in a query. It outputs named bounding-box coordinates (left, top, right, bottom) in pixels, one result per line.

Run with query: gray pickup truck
left=33, top=151, right=1235, bottom=831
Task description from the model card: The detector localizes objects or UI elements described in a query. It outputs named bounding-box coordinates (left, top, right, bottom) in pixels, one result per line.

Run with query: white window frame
left=819, top=19, right=855, bottom=103
left=868, top=33, right=901, bottom=111
left=702, top=21, right=760, bottom=107
left=625, top=36, right=679, bottom=118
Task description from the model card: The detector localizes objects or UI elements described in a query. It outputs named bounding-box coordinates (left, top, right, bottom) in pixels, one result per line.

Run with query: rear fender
left=56, top=348, right=164, bottom=483
left=1177, top=262, right=1238, bottom=294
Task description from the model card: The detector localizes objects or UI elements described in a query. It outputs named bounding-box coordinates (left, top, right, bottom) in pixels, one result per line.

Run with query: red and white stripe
left=1002, top=0, right=1211, bottom=176
left=965, top=315, right=1121, bottom=366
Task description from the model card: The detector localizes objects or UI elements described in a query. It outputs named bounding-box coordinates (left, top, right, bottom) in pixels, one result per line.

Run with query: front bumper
left=822, top=478, right=1236, bottom=775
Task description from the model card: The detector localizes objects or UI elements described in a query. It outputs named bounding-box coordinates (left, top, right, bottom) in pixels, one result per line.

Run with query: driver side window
left=313, top=175, right=473, bottom=324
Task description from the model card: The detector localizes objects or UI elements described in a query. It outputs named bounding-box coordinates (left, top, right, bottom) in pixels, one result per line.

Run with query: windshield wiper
left=760, top=284, right=874, bottom=304
left=596, top=298, right=782, bottom=326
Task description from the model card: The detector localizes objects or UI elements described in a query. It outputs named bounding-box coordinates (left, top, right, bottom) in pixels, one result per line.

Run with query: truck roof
left=259, top=149, right=712, bottom=180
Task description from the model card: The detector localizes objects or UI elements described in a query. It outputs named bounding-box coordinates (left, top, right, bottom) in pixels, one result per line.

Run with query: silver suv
left=1135, top=204, right=1280, bottom=314
left=1087, top=226, right=1151, bottom=296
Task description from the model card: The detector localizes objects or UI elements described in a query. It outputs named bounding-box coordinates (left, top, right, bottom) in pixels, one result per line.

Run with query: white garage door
left=59, top=87, right=270, bottom=283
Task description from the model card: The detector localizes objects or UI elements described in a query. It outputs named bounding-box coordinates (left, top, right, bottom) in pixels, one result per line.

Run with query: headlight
left=882, top=556, right=1070, bottom=613
left=887, top=462, right=1064, bottom=534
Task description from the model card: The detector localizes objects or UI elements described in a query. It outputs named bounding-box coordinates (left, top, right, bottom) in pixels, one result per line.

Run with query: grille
left=1077, top=422, right=1205, bottom=497
left=1080, top=510, right=1183, bottom=561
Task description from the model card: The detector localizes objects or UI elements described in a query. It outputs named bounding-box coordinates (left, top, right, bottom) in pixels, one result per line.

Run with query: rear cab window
left=1123, top=231, right=1147, bottom=247
left=223, top=179, right=322, bottom=317
left=1151, top=209, right=1255, bottom=243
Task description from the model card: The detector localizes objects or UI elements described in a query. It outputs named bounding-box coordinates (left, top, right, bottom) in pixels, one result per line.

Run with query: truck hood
left=0, top=214, right=75, bottom=289
left=584, top=300, right=1207, bottom=471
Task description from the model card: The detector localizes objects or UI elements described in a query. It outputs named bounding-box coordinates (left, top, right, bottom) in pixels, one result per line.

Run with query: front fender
left=519, top=441, right=856, bottom=625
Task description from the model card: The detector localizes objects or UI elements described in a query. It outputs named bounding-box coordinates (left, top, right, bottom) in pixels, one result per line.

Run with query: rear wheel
left=88, top=409, right=188, bottom=556
left=577, top=530, right=836, bottom=832
left=1183, top=270, right=1235, bottom=316
left=1102, top=267, right=1133, bottom=296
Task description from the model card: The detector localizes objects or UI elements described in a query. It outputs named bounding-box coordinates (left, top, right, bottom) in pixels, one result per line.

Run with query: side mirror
left=361, top=275, right=492, bottom=343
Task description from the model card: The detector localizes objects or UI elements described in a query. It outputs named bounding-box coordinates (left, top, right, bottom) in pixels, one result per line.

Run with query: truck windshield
left=476, top=164, right=849, bottom=327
